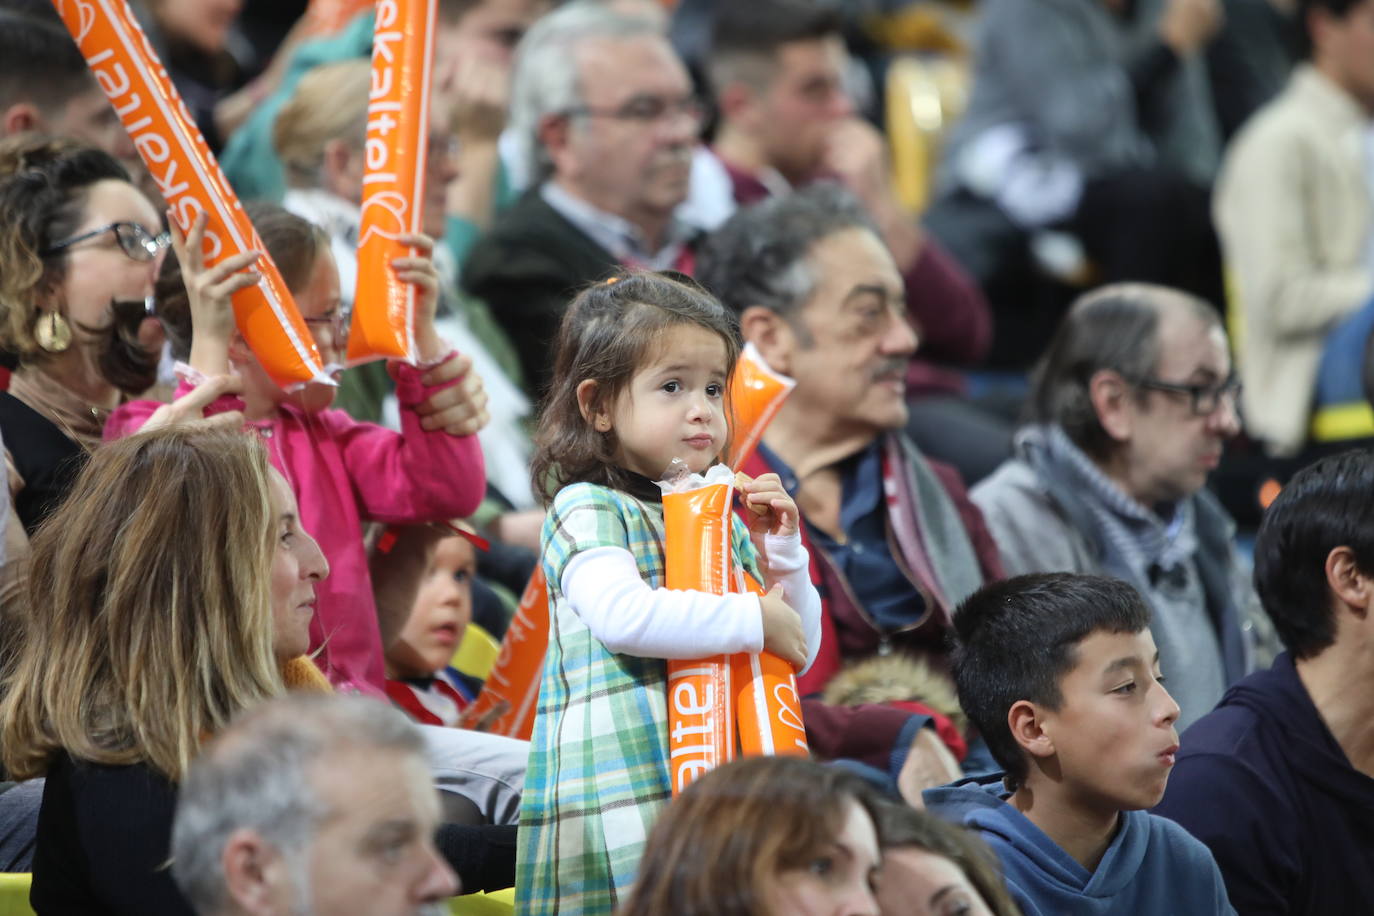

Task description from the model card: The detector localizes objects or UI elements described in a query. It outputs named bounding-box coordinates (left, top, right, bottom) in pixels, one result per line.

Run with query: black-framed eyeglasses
left=1133, top=375, right=1242, bottom=416
left=563, top=94, right=705, bottom=126
left=42, top=221, right=171, bottom=262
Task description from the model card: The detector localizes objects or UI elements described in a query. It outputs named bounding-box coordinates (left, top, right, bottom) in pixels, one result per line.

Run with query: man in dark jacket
left=1154, top=448, right=1374, bottom=914
left=463, top=4, right=701, bottom=392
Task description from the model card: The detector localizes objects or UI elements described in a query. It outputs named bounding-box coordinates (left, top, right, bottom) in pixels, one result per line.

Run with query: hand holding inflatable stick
left=349, top=0, right=441, bottom=365
left=50, top=0, right=330, bottom=392
left=732, top=469, right=810, bottom=758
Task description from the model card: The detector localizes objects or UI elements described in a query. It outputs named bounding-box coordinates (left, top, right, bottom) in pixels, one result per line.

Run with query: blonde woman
left=0, top=425, right=329, bottom=914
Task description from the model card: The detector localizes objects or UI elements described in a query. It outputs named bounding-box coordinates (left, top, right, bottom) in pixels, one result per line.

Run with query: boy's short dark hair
left=953, top=573, right=1152, bottom=790
left=707, top=0, right=843, bottom=94
left=0, top=10, right=96, bottom=117
left=1253, top=449, right=1374, bottom=659
left=1297, top=0, right=1365, bottom=57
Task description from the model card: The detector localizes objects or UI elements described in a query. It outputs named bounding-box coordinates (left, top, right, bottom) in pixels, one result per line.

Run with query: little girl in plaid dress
left=516, top=273, right=823, bottom=915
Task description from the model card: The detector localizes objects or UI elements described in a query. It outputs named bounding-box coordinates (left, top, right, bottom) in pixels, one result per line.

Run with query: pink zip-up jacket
left=105, top=359, right=485, bottom=696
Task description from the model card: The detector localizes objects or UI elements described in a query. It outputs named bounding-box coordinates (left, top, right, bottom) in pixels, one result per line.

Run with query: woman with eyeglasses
left=0, top=136, right=171, bottom=547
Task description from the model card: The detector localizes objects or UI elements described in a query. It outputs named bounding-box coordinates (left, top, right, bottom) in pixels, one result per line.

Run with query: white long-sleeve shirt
left=560, top=531, right=822, bottom=675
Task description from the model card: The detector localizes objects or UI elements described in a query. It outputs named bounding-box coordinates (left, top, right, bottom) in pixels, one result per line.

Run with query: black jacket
left=462, top=189, right=619, bottom=395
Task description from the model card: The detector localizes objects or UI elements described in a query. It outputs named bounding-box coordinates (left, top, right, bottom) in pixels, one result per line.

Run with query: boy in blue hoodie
left=924, top=572, right=1235, bottom=916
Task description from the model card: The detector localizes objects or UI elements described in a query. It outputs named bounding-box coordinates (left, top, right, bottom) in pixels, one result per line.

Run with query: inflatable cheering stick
left=51, top=0, right=330, bottom=391
left=661, top=463, right=738, bottom=795
left=348, top=0, right=438, bottom=364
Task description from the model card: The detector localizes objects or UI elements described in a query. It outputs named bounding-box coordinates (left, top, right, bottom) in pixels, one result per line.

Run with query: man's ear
left=537, top=112, right=574, bottom=177
left=220, top=828, right=286, bottom=916
left=576, top=379, right=611, bottom=432
left=0, top=103, right=41, bottom=137
left=1088, top=369, right=1135, bottom=444
left=739, top=305, right=797, bottom=376
left=320, top=138, right=357, bottom=199
left=1325, top=545, right=1373, bottom=619
left=1008, top=699, right=1055, bottom=760
left=716, top=81, right=760, bottom=128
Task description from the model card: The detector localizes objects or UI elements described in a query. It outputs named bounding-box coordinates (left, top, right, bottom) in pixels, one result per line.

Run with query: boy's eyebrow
left=1102, top=656, right=1142, bottom=675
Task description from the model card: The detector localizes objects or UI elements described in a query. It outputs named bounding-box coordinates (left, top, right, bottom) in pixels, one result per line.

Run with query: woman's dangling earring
left=34, top=311, right=72, bottom=353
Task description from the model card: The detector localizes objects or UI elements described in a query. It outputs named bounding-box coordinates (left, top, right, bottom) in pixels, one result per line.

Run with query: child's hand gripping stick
left=347, top=0, right=438, bottom=365
left=465, top=566, right=550, bottom=740
left=731, top=471, right=810, bottom=758
left=726, top=342, right=796, bottom=471
left=661, top=464, right=737, bottom=795
left=51, top=0, right=330, bottom=391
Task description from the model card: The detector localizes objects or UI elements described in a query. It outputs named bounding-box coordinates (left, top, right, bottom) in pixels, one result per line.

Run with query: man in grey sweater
left=971, top=284, right=1268, bottom=728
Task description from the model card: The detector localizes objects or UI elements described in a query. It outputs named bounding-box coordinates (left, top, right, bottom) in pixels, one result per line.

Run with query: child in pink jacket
left=108, top=203, right=488, bottom=695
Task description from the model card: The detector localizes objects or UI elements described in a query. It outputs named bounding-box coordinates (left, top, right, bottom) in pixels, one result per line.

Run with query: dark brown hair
left=157, top=200, right=329, bottom=361
left=529, top=271, right=741, bottom=504
left=619, top=756, right=885, bottom=916
left=0, top=136, right=135, bottom=367
left=873, top=802, right=1023, bottom=916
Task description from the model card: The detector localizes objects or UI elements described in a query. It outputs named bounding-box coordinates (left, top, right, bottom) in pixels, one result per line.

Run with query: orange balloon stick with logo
left=51, top=0, right=330, bottom=392
left=347, top=0, right=437, bottom=365
left=727, top=342, right=796, bottom=470
left=663, top=470, right=737, bottom=795
left=466, top=566, right=551, bottom=740
left=730, top=570, right=809, bottom=758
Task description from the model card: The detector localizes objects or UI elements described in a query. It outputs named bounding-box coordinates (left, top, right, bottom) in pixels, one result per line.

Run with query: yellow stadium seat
left=449, top=887, right=515, bottom=915
left=450, top=623, right=501, bottom=681
left=0, top=874, right=34, bottom=916
left=886, top=54, right=971, bottom=215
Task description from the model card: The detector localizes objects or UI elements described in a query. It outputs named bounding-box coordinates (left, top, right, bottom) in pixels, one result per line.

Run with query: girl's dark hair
left=157, top=200, right=329, bottom=361
left=529, top=271, right=741, bottom=504
left=619, top=756, right=885, bottom=916
left=0, top=136, right=133, bottom=365
left=873, top=802, right=1023, bottom=916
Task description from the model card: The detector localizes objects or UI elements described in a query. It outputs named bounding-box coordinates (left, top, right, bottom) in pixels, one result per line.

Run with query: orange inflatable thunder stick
left=726, top=342, right=796, bottom=471
left=347, top=0, right=438, bottom=365
left=729, top=556, right=809, bottom=759
left=663, top=467, right=737, bottom=795
left=51, top=0, right=329, bottom=391
left=465, top=567, right=550, bottom=741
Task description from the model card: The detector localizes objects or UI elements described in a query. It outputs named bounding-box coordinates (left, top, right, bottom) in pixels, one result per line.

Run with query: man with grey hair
left=699, top=183, right=1004, bottom=793
left=171, top=694, right=459, bottom=916
left=463, top=2, right=703, bottom=390
left=971, top=283, right=1266, bottom=728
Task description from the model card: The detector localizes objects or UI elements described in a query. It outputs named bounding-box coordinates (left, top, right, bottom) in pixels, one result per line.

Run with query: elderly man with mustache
left=463, top=3, right=703, bottom=393
left=697, top=184, right=1006, bottom=797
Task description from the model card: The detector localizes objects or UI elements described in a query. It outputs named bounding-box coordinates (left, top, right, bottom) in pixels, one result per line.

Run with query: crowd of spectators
left=0, top=0, right=1370, bottom=913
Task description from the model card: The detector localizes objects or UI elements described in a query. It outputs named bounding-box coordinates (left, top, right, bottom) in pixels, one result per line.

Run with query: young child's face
left=605, top=325, right=729, bottom=479
left=236, top=243, right=345, bottom=415
left=1036, top=629, right=1181, bottom=812
left=387, top=536, right=476, bottom=680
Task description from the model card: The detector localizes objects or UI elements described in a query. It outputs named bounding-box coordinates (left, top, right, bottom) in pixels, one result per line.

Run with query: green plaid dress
left=516, top=480, right=761, bottom=915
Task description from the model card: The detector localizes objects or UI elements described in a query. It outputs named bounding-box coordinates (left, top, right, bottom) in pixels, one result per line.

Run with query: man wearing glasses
left=464, top=4, right=703, bottom=391
left=971, top=283, right=1269, bottom=729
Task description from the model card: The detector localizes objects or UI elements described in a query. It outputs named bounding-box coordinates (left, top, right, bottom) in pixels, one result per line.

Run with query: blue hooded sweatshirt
left=925, top=780, right=1235, bottom=916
